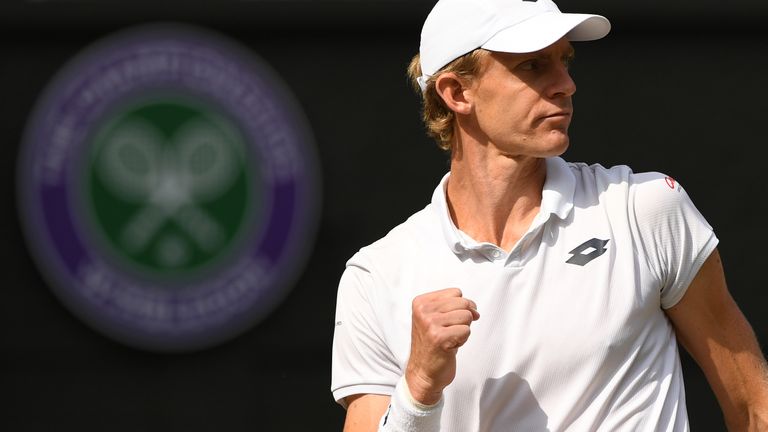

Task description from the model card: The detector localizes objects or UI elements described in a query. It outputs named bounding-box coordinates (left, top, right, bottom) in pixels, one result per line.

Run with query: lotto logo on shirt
left=17, top=24, right=320, bottom=352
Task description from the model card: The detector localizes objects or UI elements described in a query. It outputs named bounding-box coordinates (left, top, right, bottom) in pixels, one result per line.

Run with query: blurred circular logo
left=17, top=24, right=321, bottom=352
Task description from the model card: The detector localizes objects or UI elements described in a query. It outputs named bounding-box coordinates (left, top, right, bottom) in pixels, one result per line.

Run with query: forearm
left=666, top=250, right=768, bottom=431
left=674, top=300, right=768, bottom=431
left=696, top=327, right=768, bottom=430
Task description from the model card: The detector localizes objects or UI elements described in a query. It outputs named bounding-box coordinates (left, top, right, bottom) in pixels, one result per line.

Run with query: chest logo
left=566, top=238, right=610, bottom=266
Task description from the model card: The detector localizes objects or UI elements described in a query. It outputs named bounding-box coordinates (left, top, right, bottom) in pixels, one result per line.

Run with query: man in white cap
left=331, top=0, right=768, bottom=430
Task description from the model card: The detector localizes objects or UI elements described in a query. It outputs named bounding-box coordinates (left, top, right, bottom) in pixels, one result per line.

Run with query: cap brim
left=481, top=12, right=610, bottom=54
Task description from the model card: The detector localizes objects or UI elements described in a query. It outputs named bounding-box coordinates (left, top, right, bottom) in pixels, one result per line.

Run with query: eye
left=563, top=54, right=575, bottom=69
left=518, top=59, right=540, bottom=71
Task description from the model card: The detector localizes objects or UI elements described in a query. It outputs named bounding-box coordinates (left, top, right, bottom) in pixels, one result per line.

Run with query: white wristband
left=378, top=376, right=443, bottom=432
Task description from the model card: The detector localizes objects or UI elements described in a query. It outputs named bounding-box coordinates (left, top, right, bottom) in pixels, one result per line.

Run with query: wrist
left=403, top=376, right=443, bottom=408
left=404, top=370, right=444, bottom=406
left=378, top=376, right=443, bottom=432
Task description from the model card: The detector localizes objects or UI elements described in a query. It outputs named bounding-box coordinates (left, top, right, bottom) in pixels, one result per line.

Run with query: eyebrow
left=552, top=47, right=575, bottom=60
left=527, top=46, right=575, bottom=62
left=496, top=46, right=575, bottom=68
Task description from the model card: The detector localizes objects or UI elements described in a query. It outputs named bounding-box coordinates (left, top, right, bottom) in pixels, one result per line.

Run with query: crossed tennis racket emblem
left=97, top=118, right=242, bottom=262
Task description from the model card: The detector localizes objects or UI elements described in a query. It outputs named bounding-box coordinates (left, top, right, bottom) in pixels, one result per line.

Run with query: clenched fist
left=405, top=288, right=480, bottom=405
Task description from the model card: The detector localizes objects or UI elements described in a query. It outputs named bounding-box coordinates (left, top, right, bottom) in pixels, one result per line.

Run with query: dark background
left=2, top=1, right=767, bottom=430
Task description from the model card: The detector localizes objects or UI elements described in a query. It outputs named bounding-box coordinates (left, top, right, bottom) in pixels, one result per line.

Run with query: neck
left=446, top=136, right=548, bottom=252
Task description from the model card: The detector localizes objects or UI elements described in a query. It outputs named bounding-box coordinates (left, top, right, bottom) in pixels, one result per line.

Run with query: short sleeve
left=629, top=173, right=719, bottom=309
left=331, top=259, right=401, bottom=408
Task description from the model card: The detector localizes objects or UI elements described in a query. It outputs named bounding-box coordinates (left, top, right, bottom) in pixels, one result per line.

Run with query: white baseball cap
left=418, top=0, right=611, bottom=90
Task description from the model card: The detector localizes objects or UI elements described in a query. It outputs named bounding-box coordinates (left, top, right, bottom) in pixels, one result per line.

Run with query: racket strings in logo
left=93, top=113, right=245, bottom=271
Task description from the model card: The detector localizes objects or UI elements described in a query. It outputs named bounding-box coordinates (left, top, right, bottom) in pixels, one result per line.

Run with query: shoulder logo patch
left=566, top=238, right=610, bottom=266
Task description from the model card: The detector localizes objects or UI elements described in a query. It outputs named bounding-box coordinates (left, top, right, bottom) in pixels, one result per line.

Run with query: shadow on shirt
left=479, top=372, right=549, bottom=431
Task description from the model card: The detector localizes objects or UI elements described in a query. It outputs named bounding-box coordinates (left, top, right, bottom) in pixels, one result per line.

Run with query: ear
left=434, top=72, right=473, bottom=115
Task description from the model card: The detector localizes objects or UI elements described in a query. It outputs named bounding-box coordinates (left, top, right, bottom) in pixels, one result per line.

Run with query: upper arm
left=332, top=263, right=401, bottom=406
left=665, top=248, right=760, bottom=366
left=665, top=248, right=768, bottom=429
left=343, top=394, right=391, bottom=432
left=628, top=172, right=718, bottom=308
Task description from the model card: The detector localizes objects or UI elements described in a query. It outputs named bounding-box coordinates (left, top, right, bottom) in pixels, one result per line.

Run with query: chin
left=539, top=132, right=569, bottom=157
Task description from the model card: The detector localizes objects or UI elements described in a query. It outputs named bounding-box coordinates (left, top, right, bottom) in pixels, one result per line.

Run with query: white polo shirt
left=331, top=157, right=718, bottom=431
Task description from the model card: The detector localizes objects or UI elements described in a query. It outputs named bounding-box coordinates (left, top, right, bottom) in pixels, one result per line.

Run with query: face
left=465, top=37, right=577, bottom=158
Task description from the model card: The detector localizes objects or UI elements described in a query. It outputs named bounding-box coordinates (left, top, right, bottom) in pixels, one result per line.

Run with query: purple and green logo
left=17, top=24, right=320, bottom=352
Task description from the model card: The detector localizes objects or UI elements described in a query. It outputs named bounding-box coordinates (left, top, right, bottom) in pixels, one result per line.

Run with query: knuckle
left=447, top=333, right=466, bottom=349
left=464, top=310, right=474, bottom=323
left=412, top=299, right=428, bottom=316
left=426, top=327, right=442, bottom=343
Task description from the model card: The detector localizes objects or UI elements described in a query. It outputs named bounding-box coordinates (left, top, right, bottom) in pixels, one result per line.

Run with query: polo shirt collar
left=432, top=156, right=575, bottom=254
left=540, top=156, right=575, bottom=221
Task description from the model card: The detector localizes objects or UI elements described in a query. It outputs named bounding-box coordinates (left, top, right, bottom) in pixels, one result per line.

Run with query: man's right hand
left=405, top=288, right=480, bottom=405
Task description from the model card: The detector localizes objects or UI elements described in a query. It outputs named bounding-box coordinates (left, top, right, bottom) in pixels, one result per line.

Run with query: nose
left=548, top=63, right=576, bottom=99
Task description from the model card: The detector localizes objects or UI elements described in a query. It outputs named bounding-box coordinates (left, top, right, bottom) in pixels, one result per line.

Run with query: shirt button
left=491, top=250, right=502, bottom=259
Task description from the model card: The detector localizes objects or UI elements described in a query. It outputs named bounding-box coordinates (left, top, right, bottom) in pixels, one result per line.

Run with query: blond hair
left=406, top=49, right=487, bottom=151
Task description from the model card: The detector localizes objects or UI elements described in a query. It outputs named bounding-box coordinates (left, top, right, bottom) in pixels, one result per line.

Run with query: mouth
left=541, top=111, right=572, bottom=120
